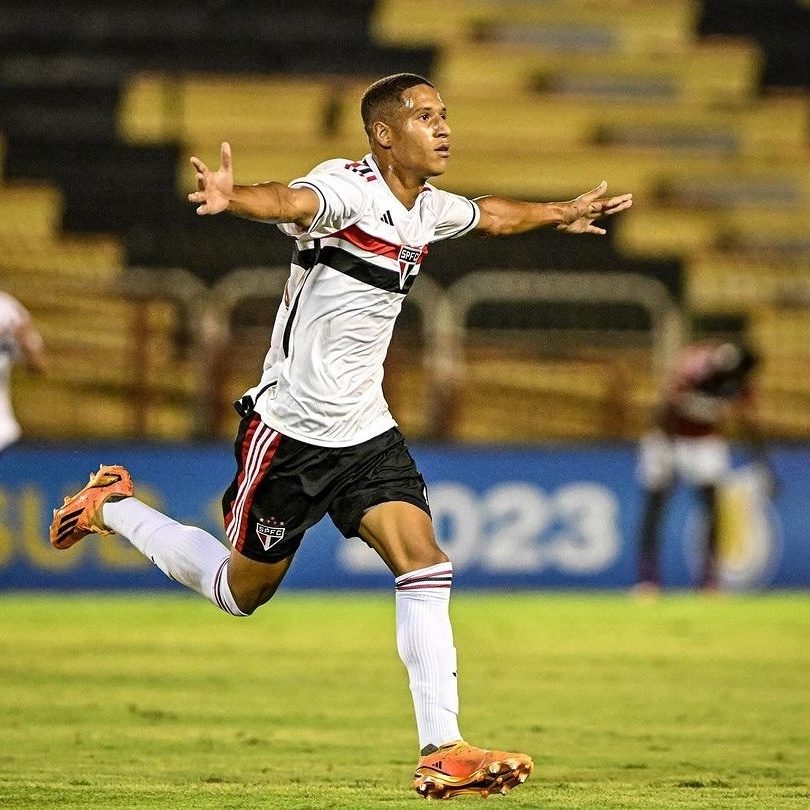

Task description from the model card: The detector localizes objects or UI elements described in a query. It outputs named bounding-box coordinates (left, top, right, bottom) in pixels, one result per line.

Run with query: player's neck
left=371, top=153, right=428, bottom=210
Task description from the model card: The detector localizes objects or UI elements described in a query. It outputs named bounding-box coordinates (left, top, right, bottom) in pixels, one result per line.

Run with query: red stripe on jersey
left=225, top=416, right=281, bottom=552
left=334, top=224, right=400, bottom=259
left=334, top=224, right=429, bottom=264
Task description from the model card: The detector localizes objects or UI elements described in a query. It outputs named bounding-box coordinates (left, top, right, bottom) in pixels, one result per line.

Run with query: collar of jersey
left=363, top=154, right=432, bottom=212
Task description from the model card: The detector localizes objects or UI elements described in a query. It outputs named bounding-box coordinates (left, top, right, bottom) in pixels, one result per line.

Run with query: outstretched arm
left=474, top=181, right=633, bottom=237
left=15, top=317, right=46, bottom=374
left=187, top=141, right=320, bottom=228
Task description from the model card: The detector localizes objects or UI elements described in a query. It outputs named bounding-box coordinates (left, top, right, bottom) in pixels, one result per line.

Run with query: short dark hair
left=360, top=73, right=434, bottom=139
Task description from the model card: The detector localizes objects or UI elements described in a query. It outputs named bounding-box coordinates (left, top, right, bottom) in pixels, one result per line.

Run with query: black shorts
left=221, top=415, right=431, bottom=563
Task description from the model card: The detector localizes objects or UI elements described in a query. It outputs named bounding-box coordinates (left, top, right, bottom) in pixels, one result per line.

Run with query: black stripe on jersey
left=292, top=245, right=318, bottom=270
left=456, top=200, right=480, bottom=237
left=282, top=266, right=313, bottom=357
left=319, top=245, right=417, bottom=294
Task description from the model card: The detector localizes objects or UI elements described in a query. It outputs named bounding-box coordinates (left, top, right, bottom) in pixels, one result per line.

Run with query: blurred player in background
left=50, top=73, right=632, bottom=799
left=635, top=339, right=775, bottom=593
left=0, top=291, right=46, bottom=457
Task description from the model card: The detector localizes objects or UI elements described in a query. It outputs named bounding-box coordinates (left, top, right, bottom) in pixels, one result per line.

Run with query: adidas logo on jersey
left=380, top=210, right=394, bottom=226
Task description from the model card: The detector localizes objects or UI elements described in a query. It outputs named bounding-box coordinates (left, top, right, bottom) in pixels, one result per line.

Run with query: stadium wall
left=2, top=443, right=807, bottom=591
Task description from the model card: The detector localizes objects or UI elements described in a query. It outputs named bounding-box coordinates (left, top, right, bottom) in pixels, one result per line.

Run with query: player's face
left=388, top=84, right=451, bottom=179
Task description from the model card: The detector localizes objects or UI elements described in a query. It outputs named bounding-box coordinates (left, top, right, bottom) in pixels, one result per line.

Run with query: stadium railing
left=78, top=266, right=679, bottom=442
left=9, top=261, right=810, bottom=442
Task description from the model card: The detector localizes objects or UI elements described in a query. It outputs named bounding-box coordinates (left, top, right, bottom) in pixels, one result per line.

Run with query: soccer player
left=635, top=339, right=773, bottom=593
left=0, top=290, right=46, bottom=457
left=51, top=73, right=632, bottom=799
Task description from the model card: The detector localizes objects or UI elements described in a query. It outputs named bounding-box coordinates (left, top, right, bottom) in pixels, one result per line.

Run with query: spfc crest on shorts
left=256, top=517, right=286, bottom=551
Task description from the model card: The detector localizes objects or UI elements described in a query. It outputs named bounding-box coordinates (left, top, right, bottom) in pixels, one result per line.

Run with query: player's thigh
left=358, top=500, right=448, bottom=576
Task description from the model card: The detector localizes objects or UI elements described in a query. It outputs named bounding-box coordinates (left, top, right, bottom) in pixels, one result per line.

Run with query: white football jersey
left=245, top=154, right=480, bottom=447
left=0, top=292, right=28, bottom=451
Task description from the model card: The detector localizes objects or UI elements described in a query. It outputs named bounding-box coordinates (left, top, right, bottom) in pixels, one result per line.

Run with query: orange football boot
left=50, top=464, right=134, bottom=549
left=413, top=740, right=533, bottom=800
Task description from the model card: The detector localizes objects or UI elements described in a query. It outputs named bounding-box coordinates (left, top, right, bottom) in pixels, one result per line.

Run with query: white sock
left=395, top=562, right=461, bottom=752
left=102, top=497, right=246, bottom=616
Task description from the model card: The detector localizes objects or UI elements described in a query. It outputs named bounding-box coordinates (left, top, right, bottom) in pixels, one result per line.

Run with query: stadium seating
left=3, top=270, right=200, bottom=439
left=0, top=182, right=62, bottom=243
left=0, top=0, right=433, bottom=439
left=698, top=0, right=810, bottom=91
left=749, top=307, right=810, bottom=437
left=373, top=0, right=697, bottom=52
left=120, top=74, right=371, bottom=149
left=447, top=346, right=656, bottom=442
left=685, top=251, right=810, bottom=314
left=373, top=0, right=810, bottom=439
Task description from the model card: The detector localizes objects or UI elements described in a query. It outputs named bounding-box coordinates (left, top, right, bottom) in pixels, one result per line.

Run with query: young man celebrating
left=51, top=73, right=632, bottom=799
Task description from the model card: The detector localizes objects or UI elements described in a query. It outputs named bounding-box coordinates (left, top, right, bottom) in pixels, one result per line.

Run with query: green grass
left=1, top=591, right=808, bottom=809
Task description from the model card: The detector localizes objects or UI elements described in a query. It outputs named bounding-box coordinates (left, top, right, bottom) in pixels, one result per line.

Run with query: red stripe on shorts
left=225, top=415, right=281, bottom=552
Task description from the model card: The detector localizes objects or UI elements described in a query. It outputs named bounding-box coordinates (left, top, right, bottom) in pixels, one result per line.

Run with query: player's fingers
left=220, top=141, right=232, bottom=171
left=581, top=180, right=608, bottom=201
left=592, top=194, right=632, bottom=217
left=604, top=194, right=633, bottom=214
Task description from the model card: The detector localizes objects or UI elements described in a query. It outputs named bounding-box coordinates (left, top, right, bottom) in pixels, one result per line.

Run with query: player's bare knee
left=232, top=582, right=281, bottom=615
left=395, top=546, right=449, bottom=577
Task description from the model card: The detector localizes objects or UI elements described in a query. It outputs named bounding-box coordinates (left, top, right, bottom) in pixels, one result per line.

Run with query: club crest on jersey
left=256, top=517, right=286, bottom=551
left=397, top=245, right=423, bottom=289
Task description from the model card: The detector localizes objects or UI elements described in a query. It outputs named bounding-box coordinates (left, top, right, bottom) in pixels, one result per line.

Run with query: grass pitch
left=0, top=590, right=808, bottom=809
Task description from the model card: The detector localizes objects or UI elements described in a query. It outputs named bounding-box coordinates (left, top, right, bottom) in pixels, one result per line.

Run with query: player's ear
left=372, top=121, right=391, bottom=148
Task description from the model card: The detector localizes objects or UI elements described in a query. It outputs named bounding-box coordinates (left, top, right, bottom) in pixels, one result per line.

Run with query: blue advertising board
left=1, top=442, right=807, bottom=591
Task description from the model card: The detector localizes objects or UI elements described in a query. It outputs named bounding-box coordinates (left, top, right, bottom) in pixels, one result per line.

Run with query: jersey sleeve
left=0, top=293, right=27, bottom=330
left=276, top=159, right=367, bottom=239
left=0, top=293, right=28, bottom=360
left=430, top=188, right=480, bottom=242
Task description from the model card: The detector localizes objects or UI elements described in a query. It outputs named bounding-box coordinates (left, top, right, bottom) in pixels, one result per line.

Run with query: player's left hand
left=556, top=181, right=633, bottom=235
